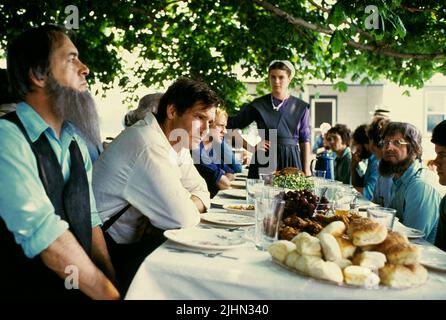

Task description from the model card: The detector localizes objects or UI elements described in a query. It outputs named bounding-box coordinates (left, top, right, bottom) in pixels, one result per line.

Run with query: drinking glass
left=246, top=179, right=264, bottom=205
left=254, top=197, right=285, bottom=251
left=259, top=173, right=274, bottom=186
left=367, top=207, right=397, bottom=230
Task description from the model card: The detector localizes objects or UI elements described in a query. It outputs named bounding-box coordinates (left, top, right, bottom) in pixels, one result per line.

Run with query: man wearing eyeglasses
left=379, top=122, right=443, bottom=243
left=432, top=120, right=446, bottom=251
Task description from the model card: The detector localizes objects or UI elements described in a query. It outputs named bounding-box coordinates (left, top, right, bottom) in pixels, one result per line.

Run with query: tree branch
left=308, top=0, right=329, bottom=13
left=308, top=0, right=375, bottom=41
left=400, top=4, right=436, bottom=13
left=252, top=0, right=446, bottom=60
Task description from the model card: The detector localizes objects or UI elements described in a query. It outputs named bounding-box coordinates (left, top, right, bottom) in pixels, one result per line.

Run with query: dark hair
left=0, top=68, right=14, bottom=104
left=155, top=77, right=221, bottom=124
left=367, top=116, right=390, bottom=145
left=7, top=24, right=70, bottom=100
left=381, top=122, right=422, bottom=160
left=352, top=124, right=369, bottom=146
left=327, top=124, right=351, bottom=146
left=431, top=120, right=446, bottom=147
left=268, top=61, right=292, bottom=78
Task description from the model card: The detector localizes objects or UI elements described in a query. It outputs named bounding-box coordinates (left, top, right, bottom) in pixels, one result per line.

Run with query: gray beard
left=45, top=75, right=101, bottom=147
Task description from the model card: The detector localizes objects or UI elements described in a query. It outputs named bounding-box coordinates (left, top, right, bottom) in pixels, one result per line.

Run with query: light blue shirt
left=0, top=102, right=101, bottom=258
left=373, top=173, right=393, bottom=207
left=362, top=154, right=379, bottom=201
left=389, top=160, right=441, bottom=243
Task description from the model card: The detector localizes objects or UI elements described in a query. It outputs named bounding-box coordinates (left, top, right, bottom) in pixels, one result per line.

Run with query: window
left=425, top=90, right=446, bottom=134
left=310, top=96, right=337, bottom=143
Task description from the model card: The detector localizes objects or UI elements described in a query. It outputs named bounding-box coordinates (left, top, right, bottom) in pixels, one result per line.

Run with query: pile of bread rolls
left=268, top=217, right=428, bottom=288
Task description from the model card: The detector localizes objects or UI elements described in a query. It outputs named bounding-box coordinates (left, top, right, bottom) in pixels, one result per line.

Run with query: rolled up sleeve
left=0, top=123, right=69, bottom=258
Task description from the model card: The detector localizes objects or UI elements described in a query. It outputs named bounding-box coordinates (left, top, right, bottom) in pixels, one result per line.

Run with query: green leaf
left=329, top=31, right=345, bottom=53
left=402, top=90, right=411, bottom=97
left=333, top=81, right=348, bottom=92
left=395, top=16, right=407, bottom=38
left=327, top=3, right=346, bottom=26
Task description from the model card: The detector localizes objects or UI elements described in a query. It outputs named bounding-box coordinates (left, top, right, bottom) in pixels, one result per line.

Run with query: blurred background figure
left=193, top=108, right=242, bottom=198
left=351, top=124, right=378, bottom=200
left=371, top=107, right=390, bottom=119
left=124, top=92, right=163, bottom=127
left=326, top=124, right=352, bottom=184
left=366, top=116, right=392, bottom=207
left=312, top=122, right=331, bottom=155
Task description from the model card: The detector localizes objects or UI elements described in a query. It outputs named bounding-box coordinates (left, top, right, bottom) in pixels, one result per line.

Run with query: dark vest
left=0, top=112, right=92, bottom=299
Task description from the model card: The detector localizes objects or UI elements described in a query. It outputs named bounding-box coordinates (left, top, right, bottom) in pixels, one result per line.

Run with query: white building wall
left=306, top=84, right=383, bottom=131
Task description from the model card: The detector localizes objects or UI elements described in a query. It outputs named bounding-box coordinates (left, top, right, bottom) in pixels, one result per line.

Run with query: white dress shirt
left=93, top=112, right=210, bottom=244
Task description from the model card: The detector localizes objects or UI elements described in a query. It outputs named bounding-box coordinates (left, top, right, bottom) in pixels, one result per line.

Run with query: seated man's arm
left=124, top=147, right=201, bottom=229
left=403, top=182, right=442, bottom=243
left=217, top=174, right=232, bottom=190
left=90, top=226, right=116, bottom=284
left=191, top=195, right=207, bottom=213
left=41, top=230, right=120, bottom=300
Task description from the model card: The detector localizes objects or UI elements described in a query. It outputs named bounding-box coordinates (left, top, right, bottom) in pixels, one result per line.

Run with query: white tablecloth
left=125, top=188, right=446, bottom=300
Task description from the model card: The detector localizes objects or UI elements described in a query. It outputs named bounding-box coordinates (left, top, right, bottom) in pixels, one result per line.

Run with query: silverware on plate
left=165, top=246, right=238, bottom=260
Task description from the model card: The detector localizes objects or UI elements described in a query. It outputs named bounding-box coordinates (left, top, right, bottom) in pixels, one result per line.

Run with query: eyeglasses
left=378, top=139, right=409, bottom=148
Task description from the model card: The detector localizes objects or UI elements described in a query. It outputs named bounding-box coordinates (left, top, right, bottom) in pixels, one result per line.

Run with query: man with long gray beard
left=45, top=69, right=103, bottom=162
left=379, top=122, right=443, bottom=243
left=0, top=25, right=119, bottom=299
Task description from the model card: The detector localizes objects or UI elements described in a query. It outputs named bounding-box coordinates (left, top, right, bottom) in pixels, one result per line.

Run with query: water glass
left=246, top=179, right=264, bottom=205
left=367, top=207, right=397, bottom=230
left=259, top=173, right=274, bottom=186
left=313, top=170, right=326, bottom=179
left=254, top=197, right=285, bottom=251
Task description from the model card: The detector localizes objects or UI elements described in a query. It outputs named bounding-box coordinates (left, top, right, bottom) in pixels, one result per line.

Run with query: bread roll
left=374, top=231, right=419, bottom=265
left=347, top=218, right=387, bottom=246
left=343, top=265, right=380, bottom=287
left=379, top=264, right=428, bottom=288
left=320, top=221, right=346, bottom=237
left=285, top=250, right=301, bottom=268
left=291, top=232, right=322, bottom=257
left=318, top=233, right=342, bottom=261
left=385, top=243, right=420, bottom=265
left=268, top=240, right=297, bottom=263
left=309, top=260, right=344, bottom=283
left=334, top=236, right=356, bottom=259
left=375, top=231, right=408, bottom=251
left=294, top=255, right=322, bottom=275
left=334, top=258, right=353, bottom=269
left=352, top=251, right=387, bottom=271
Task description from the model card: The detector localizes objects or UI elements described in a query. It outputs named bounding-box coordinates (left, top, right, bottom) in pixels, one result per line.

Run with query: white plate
left=415, top=244, right=446, bottom=272
left=220, top=188, right=246, bottom=199
left=223, top=204, right=255, bottom=216
left=201, top=212, right=255, bottom=226
left=393, top=223, right=425, bottom=239
left=235, top=173, right=248, bottom=179
left=164, top=227, right=246, bottom=250
left=230, top=180, right=246, bottom=188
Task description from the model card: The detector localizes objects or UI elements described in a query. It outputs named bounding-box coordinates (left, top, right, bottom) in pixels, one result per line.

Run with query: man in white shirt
left=92, top=77, right=218, bottom=293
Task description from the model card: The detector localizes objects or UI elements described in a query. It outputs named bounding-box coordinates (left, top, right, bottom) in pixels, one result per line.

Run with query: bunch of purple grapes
left=283, top=190, right=329, bottom=219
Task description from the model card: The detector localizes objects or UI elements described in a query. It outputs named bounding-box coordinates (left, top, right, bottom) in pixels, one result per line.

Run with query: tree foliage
left=1, top=0, right=446, bottom=112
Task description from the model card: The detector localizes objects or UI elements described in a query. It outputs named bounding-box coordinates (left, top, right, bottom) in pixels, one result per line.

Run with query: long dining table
left=125, top=177, right=446, bottom=300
